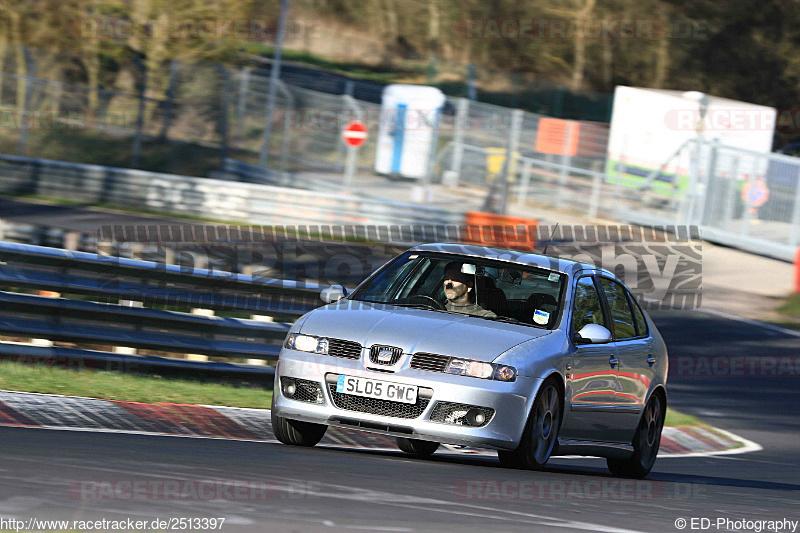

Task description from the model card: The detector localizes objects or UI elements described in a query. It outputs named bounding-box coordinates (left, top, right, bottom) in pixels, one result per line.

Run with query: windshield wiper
left=482, top=315, right=521, bottom=324
left=390, top=302, right=469, bottom=316
left=390, top=302, right=440, bottom=311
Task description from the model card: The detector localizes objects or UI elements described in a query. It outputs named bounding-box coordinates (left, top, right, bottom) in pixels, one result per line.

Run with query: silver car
left=271, top=244, right=668, bottom=478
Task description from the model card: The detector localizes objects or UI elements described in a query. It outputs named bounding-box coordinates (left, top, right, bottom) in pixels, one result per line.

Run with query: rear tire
left=270, top=393, right=327, bottom=447
left=396, top=437, right=440, bottom=457
left=498, top=379, right=562, bottom=469
left=607, top=393, right=664, bottom=478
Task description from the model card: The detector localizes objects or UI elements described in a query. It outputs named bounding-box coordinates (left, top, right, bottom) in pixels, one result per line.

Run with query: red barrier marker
left=795, top=248, right=800, bottom=293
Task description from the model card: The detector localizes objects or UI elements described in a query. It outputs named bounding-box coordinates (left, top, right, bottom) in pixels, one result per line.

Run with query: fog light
left=283, top=381, right=297, bottom=398
left=466, top=408, right=486, bottom=426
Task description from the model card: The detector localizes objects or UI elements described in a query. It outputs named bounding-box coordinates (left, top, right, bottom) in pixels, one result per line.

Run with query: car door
left=560, top=275, right=622, bottom=442
left=598, top=277, right=655, bottom=443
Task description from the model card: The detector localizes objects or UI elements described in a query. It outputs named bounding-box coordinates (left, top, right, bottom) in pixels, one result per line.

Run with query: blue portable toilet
left=374, top=84, right=446, bottom=179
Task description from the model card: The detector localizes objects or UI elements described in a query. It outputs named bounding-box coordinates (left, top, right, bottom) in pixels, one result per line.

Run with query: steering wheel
left=399, top=295, right=446, bottom=310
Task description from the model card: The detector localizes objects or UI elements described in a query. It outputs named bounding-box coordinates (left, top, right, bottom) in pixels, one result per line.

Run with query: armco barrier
left=0, top=241, right=331, bottom=376
left=0, top=153, right=462, bottom=228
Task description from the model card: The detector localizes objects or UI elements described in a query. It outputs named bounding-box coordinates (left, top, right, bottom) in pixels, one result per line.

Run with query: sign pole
left=341, top=121, right=367, bottom=189
left=344, top=145, right=357, bottom=188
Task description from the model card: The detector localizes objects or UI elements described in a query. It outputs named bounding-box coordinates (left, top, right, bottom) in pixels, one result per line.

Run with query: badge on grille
left=377, top=349, right=394, bottom=363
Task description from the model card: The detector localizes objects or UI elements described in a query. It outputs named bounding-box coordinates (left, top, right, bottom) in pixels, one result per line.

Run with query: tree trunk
left=428, top=0, right=440, bottom=53
left=571, top=32, right=586, bottom=90
left=653, top=7, right=670, bottom=87
left=383, top=0, right=399, bottom=42
left=9, top=13, right=26, bottom=110
left=601, top=39, right=613, bottom=88
left=570, top=0, right=597, bottom=91
left=0, top=31, right=7, bottom=105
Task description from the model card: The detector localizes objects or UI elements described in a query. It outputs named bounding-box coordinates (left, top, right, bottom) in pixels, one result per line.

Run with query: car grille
left=327, top=338, right=363, bottom=359
left=410, top=352, right=452, bottom=373
left=430, top=401, right=494, bottom=427
left=328, top=384, right=431, bottom=419
left=369, top=345, right=403, bottom=365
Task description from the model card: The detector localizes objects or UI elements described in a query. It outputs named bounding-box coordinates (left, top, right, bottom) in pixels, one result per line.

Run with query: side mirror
left=320, top=285, right=347, bottom=303
left=575, top=324, right=612, bottom=344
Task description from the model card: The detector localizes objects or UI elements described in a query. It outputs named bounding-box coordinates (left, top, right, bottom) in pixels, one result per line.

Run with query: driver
left=442, top=262, right=496, bottom=318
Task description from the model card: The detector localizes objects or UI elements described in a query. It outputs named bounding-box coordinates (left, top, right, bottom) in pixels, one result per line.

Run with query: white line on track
left=698, top=308, right=800, bottom=338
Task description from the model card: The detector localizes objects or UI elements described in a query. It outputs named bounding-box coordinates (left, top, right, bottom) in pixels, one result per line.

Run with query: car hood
left=299, top=300, right=552, bottom=361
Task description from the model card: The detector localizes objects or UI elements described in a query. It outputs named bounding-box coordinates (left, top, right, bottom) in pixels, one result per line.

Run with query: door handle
left=609, top=357, right=619, bottom=367
left=647, top=355, right=656, bottom=366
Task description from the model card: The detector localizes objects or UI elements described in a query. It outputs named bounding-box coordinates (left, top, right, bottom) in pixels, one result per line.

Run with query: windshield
left=349, top=252, right=566, bottom=329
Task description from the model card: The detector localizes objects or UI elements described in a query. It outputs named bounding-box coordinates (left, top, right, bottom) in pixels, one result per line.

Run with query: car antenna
left=542, top=223, right=559, bottom=255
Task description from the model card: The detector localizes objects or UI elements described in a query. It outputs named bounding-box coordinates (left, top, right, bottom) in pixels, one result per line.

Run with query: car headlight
left=284, top=333, right=329, bottom=355
left=444, top=358, right=517, bottom=382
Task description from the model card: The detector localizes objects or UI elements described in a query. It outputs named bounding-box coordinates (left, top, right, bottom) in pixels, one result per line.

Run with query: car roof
left=409, top=243, right=615, bottom=279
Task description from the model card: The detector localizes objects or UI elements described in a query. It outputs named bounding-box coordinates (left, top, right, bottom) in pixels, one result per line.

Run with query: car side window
left=572, top=276, right=606, bottom=334
left=599, top=278, right=637, bottom=340
left=628, top=291, right=648, bottom=337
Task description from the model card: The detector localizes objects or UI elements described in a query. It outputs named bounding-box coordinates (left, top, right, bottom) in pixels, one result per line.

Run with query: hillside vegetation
left=0, top=0, right=798, bottom=125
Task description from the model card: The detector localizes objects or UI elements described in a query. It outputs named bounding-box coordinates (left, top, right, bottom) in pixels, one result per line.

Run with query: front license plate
left=336, top=375, right=418, bottom=404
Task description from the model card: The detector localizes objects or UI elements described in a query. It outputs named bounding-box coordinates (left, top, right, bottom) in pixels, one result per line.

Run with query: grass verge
left=762, top=292, right=800, bottom=332
left=0, top=359, right=703, bottom=428
left=777, top=293, right=800, bottom=318
left=0, top=360, right=272, bottom=408
left=664, top=408, right=701, bottom=427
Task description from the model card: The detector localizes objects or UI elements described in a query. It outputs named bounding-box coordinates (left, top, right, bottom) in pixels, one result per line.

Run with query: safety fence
left=2, top=46, right=797, bottom=262
left=0, top=241, right=334, bottom=377
left=610, top=139, right=800, bottom=262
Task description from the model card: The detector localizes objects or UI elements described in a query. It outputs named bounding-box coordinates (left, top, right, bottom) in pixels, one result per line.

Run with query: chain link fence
left=611, top=138, right=800, bottom=260
left=1, top=45, right=798, bottom=260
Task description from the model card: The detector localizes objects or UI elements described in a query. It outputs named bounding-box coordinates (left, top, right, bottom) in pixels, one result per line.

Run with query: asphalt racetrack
left=0, top=197, right=798, bottom=531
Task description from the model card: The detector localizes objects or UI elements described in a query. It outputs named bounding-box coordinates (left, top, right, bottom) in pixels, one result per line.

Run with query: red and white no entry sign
left=343, top=121, right=367, bottom=147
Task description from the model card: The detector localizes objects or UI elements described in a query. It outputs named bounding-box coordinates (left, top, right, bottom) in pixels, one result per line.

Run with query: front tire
left=498, top=379, right=562, bottom=469
left=270, top=394, right=327, bottom=446
left=396, top=437, right=440, bottom=457
left=607, top=393, right=664, bottom=478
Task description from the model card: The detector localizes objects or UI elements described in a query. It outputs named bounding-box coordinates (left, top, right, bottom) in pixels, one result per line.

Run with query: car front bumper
left=272, top=349, right=542, bottom=450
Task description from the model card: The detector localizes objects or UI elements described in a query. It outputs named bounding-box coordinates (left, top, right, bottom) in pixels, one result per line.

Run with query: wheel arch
left=648, top=385, right=667, bottom=411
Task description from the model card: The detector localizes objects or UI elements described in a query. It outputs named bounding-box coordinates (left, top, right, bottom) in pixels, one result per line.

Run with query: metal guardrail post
left=235, top=67, right=252, bottom=147
left=503, top=110, right=524, bottom=211
left=276, top=80, right=294, bottom=186
left=336, top=81, right=356, bottom=172
left=588, top=169, right=603, bottom=220
left=683, top=138, right=701, bottom=225
left=422, top=107, right=442, bottom=195
left=449, top=98, right=468, bottom=186
left=258, top=0, right=290, bottom=168
left=695, top=138, right=719, bottom=226
left=720, top=156, right=740, bottom=231
left=556, top=120, right=574, bottom=209
left=218, top=65, right=231, bottom=167
left=159, top=60, right=178, bottom=140
left=515, top=159, right=532, bottom=206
